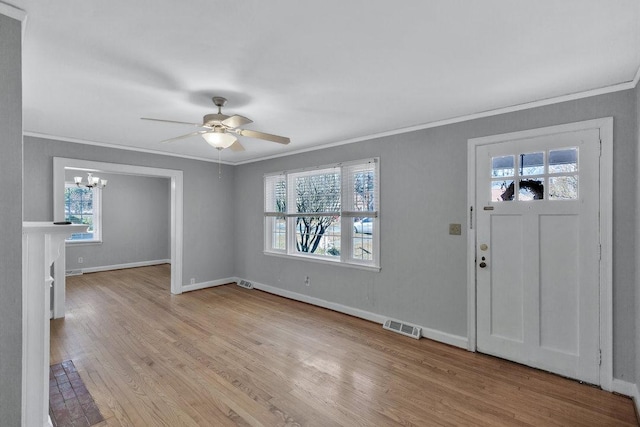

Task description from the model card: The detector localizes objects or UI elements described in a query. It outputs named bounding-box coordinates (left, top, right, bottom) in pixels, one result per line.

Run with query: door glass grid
left=491, top=147, right=578, bottom=202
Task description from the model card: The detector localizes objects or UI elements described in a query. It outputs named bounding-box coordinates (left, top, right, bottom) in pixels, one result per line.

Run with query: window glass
left=549, top=176, right=578, bottom=200
left=491, top=180, right=515, bottom=202
left=271, top=216, right=286, bottom=250
left=264, top=159, right=379, bottom=269
left=352, top=218, right=373, bottom=261
left=520, top=152, right=544, bottom=176
left=349, top=165, right=376, bottom=212
left=295, top=216, right=341, bottom=257
left=490, top=148, right=579, bottom=203
left=492, top=156, right=514, bottom=178
left=295, top=171, right=341, bottom=214
left=65, top=185, right=98, bottom=241
left=549, top=148, right=578, bottom=173
left=518, top=178, right=544, bottom=201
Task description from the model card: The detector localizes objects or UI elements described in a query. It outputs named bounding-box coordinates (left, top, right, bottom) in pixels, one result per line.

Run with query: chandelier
left=74, top=172, right=107, bottom=189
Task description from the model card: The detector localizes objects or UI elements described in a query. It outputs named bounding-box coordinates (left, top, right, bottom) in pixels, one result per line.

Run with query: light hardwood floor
left=51, top=265, right=638, bottom=426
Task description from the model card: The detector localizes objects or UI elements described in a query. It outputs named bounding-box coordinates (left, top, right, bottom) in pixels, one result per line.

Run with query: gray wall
left=0, top=13, right=23, bottom=426
left=24, top=137, right=236, bottom=285
left=234, top=90, right=638, bottom=382
left=63, top=170, right=170, bottom=270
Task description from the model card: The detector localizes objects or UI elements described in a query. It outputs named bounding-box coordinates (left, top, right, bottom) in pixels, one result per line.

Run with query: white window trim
left=64, top=182, right=103, bottom=244
left=264, top=158, right=380, bottom=270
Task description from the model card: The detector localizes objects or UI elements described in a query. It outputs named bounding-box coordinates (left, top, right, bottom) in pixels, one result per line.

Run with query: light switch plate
left=449, top=223, right=462, bottom=235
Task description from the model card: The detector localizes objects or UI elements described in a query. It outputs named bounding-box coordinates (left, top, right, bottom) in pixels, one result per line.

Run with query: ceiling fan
left=141, top=96, right=290, bottom=152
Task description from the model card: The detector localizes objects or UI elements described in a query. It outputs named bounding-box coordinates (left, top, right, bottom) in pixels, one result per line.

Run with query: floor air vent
left=383, top=319, right=421, bottom=339
left=237, top=280, right=254, bottom=290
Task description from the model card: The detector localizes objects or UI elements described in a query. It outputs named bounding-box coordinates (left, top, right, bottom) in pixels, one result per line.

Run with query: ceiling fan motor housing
left=203, top=113, right=229, bottom=128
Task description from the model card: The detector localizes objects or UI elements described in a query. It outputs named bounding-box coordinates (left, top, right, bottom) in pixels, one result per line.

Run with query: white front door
left=475, top=128, right=601, bottom=385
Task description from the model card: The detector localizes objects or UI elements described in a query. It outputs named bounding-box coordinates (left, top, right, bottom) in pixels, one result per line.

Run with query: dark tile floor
left=49, top=360, right=104, bottom=427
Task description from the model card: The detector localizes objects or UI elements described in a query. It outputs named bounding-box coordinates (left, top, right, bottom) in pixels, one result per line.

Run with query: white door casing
left=467, top=118, right=613, bottom=390
left=53, top=158, right=184, bottom=297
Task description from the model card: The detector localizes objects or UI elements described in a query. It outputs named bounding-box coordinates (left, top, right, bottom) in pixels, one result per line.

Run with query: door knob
left=479, top=262, right=487, bottom=268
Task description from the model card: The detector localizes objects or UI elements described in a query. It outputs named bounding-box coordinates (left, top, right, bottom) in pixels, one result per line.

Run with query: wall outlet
left=78, top=257, right=83, bottom=264
left=304, top=276, right=310, bottom=286
left=190, top=278, right=195, bottom=285
left=449, top=223, right=462, bottom=236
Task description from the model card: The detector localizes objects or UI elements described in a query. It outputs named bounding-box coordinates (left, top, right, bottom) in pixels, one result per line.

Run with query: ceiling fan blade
left=141, top=117, right=205, bottom=127
left=222, top=115, right=253, bottom=128
left=238, top=129, right=290, bottom=144
left=229, top=140, right=245, bottom=152
left=160, top=130, right=207, bottom=143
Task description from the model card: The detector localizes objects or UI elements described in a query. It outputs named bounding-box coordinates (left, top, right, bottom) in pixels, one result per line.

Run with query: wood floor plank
left=50, top=265, right=638, bottom=426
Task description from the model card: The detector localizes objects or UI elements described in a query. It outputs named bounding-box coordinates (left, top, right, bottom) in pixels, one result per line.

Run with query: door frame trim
left=466, top=117, right=613, bottom=390
left=53, top=157, right=184, bottom=296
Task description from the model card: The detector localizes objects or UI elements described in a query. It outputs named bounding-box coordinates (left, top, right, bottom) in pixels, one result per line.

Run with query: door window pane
left=549, top=176, right=578, bottom=200
left=549, top=148, right=578, bottom=173
left=492, top=156, right=514, bottom=178
left=492, top=180, right=515, bottom=201
left=518, top=179, right=544, bottom=200
left=520, top=152, right=544, bottom=176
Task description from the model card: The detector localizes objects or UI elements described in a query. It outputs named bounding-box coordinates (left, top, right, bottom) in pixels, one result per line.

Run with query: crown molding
left=23, top=132, right=233, bottom=165
left=0, top=1, right=26, bottom=21
left=25, top=72, right=640, bottom=167
left=235, top=77, right=639, bottom=165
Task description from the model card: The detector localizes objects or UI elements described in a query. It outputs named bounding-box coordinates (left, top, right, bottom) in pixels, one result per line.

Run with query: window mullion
left=286, top=173, right=295, bottom=255
left=340, top=165, right=348, bottom=264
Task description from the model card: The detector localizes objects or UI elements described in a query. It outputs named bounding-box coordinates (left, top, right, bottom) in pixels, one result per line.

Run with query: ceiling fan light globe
left=202, top=132, right=237, bottom=149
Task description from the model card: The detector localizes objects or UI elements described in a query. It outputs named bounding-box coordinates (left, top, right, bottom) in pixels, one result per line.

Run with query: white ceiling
left=12, top=0, right=640, bottom=164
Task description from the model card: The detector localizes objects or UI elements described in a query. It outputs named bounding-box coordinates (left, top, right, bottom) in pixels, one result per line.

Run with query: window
left=264, top=159, right=379, bottom=270
left=490, top=147, right=579, bottom=202
left=64, top=183, right=102, bottom=242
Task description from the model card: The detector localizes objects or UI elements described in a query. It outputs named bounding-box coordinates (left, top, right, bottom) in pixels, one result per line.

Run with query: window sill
left=264, top=250, right=380, bottom=272
left=65, top=240, right=103, bottom=246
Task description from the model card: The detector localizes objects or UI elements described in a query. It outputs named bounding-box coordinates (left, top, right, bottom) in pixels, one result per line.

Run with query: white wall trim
left=0, top=1, right=26, bottom=21
left=26, top=131, right=233, bottom=165
left=24, top=75, right=639, bottom=168
left=611, top=380, right=640, bottom=423
left=181, top=277, right=236, bottom=293
left=634, top=384, right=640, bottom=423
left=632, top=62, right=640, bottom=88
left=611, top=380, right=640, bottom=403
left=419, top=326, right=469, bottom=349
left=233, top=80, right=636, bottom=166
left=466, top=117, right=614, bottom=390
left=243, top=278, right=468, bottom=349
left=70, top=259, right=170, bottom=275
left=53, top=158, right=184, bottom=296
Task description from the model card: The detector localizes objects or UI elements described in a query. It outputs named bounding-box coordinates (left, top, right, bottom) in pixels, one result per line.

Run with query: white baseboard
left=634, top=383, right=640, bottom=423
left=611, top=379, right=640, bottom=421
left=69, top=259, right=171, bottom=275
left=420, top=326, right=469, bottom=349
left=635, top=383, right=640, bottom=423
left=181, top=277, right=237, bottom=293
left=611, top=378, right=640, bottom=399
left=246, top=279, right=468, bottom=349
left=611, top=378, right=636, bottom=396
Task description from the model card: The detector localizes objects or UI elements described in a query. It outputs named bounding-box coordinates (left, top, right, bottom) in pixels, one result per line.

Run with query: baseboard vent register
left=237, top=280, right=254, bottom=289
left=383, top=319, right=421, bottom=339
